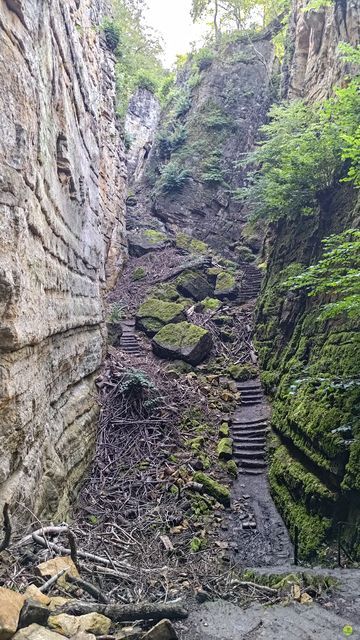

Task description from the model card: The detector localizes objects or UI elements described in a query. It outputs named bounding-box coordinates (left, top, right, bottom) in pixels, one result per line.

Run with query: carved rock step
left=236, top=458, right=267, bottom=469
left=234, top=447, right=265, bottom=458
left=233, top=442, right=266, bottom=451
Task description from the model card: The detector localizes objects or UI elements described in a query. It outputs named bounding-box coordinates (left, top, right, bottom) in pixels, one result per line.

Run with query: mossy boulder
left=152, top=283, right=180, bottom=301
left=206, top=266, right=222, bottom=285
left=176, top=270, right=213, bottom=302
left=219, top=422, right=230, bottom=437
left=132, top=266, right=147, bottom=281
left=152, top=321, right=213, bottom=365
left=202, top=297, right=222, bottom=311
left=128, top=229, right=169, bottom=257
left=193, top=472, right=230, bottom=506
left=227, top=460, right=238, bottom=478
left=176, top=233, right=208, bottom=255
left=215, top=271, right=238, bottom=299
left=136, top=298, right=186, bottom=336
left=228, top=363, right=258, bottom=381
left=235, top=244, right=256, bottom=262
left=217, top=438, right=233, bottom=460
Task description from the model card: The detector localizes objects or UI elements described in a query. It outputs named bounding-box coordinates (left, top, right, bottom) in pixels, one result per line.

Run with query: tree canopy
left=191, top=0, right=290, bottom=35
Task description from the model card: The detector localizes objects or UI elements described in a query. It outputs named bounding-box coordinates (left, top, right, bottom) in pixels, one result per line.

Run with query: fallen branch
left=0, top=503, right=11, bottom=552
left=67, top=530, right=80, bottom=573
left=232, top=580, right=278, bottom=595
left=17, top=526, right=69, bottom=547
left=66, top=575, right=109, bottom=604
left=59, top=600, right=188, bottom=621
left=39, top=569, right=68, bottom=593
left=32, top=532, right=130, bottom=569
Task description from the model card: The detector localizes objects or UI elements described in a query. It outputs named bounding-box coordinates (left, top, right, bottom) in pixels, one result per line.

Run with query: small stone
left=242, top=521, right=256, bottom=530
left=71, top=634, right=96, bottom=640
left=0, top=587, right=25, bottom=640
left=47, top=598, right=70, bottom=612
left=48, top=612, right=111, bottom=636
left=143, top=619, right=178, bottom=640
left=291, top=584, right=301, bottom=601
left=115, top=627, right=142, bottom=640
left=12, top=624, right=65, bottom=640
left=23, top=588, right=50, bottom=607
left=36, top=556, right=79, bottom=589
left=300, top=593, right=313, bottom=604
left=19, top=601, right=50, bottom=629
left=242, top=494, right=250, bottom=500
left=196, top=589, right=210, bottom=604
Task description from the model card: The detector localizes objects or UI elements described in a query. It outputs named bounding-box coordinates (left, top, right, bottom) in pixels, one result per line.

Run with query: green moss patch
left=217, top=437, right=233, bottom=460
left=194, top=472, right=230, bottom=506
left=228, top=363, right=258, bottom=381
left=152, top=321, right=213, bottom=365
left=132, top=266, right=147, bottom=281
left=176, top=232, right=208, bottom=255
left=202, top=297, right=222, bottom=311
left=215, top=271, right=238, bottom=299
left=136, top=298, right=186, bottom=336
left=143, top=229, right=167, bottom=244
left=176, top=270, right=213, bottom=301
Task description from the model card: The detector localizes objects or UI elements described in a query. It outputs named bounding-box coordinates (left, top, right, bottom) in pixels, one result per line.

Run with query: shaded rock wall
left=257, top=0, right=360, bottom=556
left=128, top=36, right=275, bottom=253
left=282, top=0, right=360, bottom=100
left=0, top=0, right=126, bottom=518
left=125, top=87, right=161, bottom=184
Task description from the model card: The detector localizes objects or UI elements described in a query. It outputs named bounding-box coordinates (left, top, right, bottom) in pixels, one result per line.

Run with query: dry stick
left=66, top=574, right=109, bottom=604
left=0, top=503, right=11, bottom=552
left=31, top=532, right=131, bottom=569
left=17, top=526, right=70, bottom=547
left=67, top=530, right=80, bottom=573
left=39, top=569, right=68, bottom=593
left=60, top=600, right=188, bottom=622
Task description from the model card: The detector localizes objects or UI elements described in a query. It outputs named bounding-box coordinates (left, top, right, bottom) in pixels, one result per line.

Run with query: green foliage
left=191, top=0, right=291, bottom=35
left=157, top=160, right=190, bottom=194
left=201, top=101, right=232, bottom=130
left=239, top=61, right=360, bottom=220
left=287, top=229, right=360, bottom=320
left=303, top=0, right=333, bottom=11
left=108, top=0, right=166, bottom=117
left=201, top=151, right=226, bottom=184
left=108, top=301, right=126, bottom=323
left=157, top=124, right=188, bottom=159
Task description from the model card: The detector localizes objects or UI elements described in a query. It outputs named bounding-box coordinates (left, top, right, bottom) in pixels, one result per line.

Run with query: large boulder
left=128, top=229, right=169, bottom=257
left=176, top=271, right=213, bottom=302
left=136, top=299, right=187, bottom=336
left=152, top=322, right=213, bottom=365
left=0, top=588, right=25, bottom=640
left=214, top=271, right=238, bottom=299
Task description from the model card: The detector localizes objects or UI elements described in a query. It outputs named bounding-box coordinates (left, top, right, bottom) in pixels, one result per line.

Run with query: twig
left=60, top=599, right=188, bottom=621
left=67, top=530, right=80, bottom=573
left=39, top=569, right=68, bottom=593
left=66, top=575, right=109, bottom=604
left=0, top=503, right=11, bottom=552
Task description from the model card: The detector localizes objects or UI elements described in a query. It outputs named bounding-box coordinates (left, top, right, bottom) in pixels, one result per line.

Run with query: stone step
left=232, top=417, right=267, bottom=425
left=239, top=391, right=263, bottom=398
left=233, top=442, right=266, bottom=451
left=241, top=399, right=262, bottom=406
left=234, top=448, right=266, bottom=458
left=237, top=458, right=267, bottom=469
left=238, top=468, right=264, bottom=475
left=233, top=437, right=266, bottom=446
left=232, top=420, right=268, bottom=428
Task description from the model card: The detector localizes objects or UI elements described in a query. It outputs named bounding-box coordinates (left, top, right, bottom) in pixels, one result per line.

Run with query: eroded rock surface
left=0, top=0, right=126, bottom=518
left=283, top=0, right=360, bottom=100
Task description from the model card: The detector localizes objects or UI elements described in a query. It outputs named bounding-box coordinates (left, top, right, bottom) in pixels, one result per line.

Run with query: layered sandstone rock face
left=125, top=87, right=161, bottom=184
left=0, top=0, right=126, bottom=518
left=283, top=0, right=360, bottom=100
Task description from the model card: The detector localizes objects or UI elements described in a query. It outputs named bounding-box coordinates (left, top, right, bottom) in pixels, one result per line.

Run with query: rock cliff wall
left=125, top=87, right=161, bottom=185
left=282, top=0, right=360, bottom=100
left=257, top=0, right=360, bottom=557
left=0, top=0, right=126, bottom=519
left=128, top=36, right=276, bottom=255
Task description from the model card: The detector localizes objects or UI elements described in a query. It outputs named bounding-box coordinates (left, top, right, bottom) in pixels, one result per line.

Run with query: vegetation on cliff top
left=238, top=45, right=360, bottom=221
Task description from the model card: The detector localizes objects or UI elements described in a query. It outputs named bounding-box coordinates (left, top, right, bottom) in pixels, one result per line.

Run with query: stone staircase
left=232, top=380, right=268, bottom=475
left=237, top=262, right=263, bottom=303
left=119, top=319, right=142, bottom=357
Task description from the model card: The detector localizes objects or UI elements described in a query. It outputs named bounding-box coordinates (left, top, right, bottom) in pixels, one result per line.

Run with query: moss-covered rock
left=202, top=297, right=222, bottom=311
left=176, top=233, right=209, bottom=255
left=235, top=244, right=256, bottom=262
left=215, top=271, right=238, bottom=299
left=132, top=266, right=147, bottom=281
left=152, top=283, right=180, bottom=301
left=217, top=438, right=233, bottom=460
left=226, top=460, right=238, bottom=477
left=228, top=363, right=258, bottom=381
left=219, top=422, right=230, bottom=437
left=128, top=229, right=169, bottom=257
left=176, top=270, right=213, bottom=301
left=136, top=298, right=186, bottom=336
left=194, top=472, right=231, bottom=506
left=152, top=321, right=213, bottom=365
